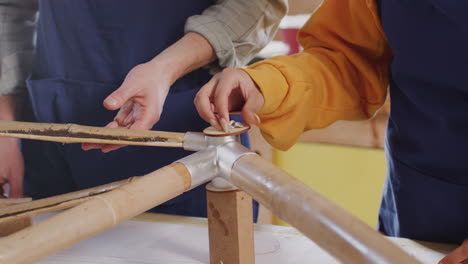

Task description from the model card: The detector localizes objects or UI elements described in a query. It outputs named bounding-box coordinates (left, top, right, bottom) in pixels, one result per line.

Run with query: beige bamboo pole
left=0, top=120, right=184, bottom=148
left=0, top=163, right=191, bottom=264
left=231, top=154, right=421, bottom=264
left=0, top=199, right=32, bottom=237
left=0, top=177, right=137, bottom=224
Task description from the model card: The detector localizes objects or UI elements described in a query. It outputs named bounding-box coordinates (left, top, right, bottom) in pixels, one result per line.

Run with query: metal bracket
left=177, top=131, right=253, bottom=190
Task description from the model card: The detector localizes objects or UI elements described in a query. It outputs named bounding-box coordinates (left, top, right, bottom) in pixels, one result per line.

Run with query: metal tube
left=231, top=154, right=421, bottom=264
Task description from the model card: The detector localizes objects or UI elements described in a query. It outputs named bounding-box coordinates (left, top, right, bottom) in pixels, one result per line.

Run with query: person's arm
left=0, top=0, right=37, bottom=198
left=439, top=239, right=468, bottom=264
left=85, top=0, right=287, bottom=152
left=82, top=32, right=216, bottom=152
left=195, top=0, right=392, bottom=150
left=185, top=0, right=288, bottom=71
left=0, top=0, right=37, bottom=101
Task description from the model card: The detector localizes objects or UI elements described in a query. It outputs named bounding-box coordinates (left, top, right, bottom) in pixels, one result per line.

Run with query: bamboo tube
left=0, top=178, right=137, bottom=224
left=0, top=199, right=32, bottom=237
left=231, top=154, right=421, bottom=264
left=0, top=163, right=191, bottom=264
left=0, top=121, right=184, bottom=148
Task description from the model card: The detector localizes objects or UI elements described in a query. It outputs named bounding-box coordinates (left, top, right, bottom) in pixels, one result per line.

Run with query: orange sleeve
left=242, top=0, right=391, bottom=150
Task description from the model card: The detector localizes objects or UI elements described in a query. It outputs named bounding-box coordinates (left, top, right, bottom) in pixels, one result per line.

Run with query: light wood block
left=207, top=184, right=255, bottom=264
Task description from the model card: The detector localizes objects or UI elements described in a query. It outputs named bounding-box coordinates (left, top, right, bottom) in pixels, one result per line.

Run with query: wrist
left=0, top=95, right=23, bottom=121
left=148, top=32, right=215, bottom=85
left=146, top=58, right=179, bottom=88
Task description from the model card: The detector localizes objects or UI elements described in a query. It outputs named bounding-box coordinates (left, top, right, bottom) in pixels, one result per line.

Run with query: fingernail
left=105, top=98, right=117, bottom=107
left=209, top=119, right=221, bottom=130
left=254, top=114, right=261, bottom=124
left=220, top=118, right=229, bottom=132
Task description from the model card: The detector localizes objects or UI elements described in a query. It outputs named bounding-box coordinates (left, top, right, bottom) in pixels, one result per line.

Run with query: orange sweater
left=243, top=0, right=392, bottom=150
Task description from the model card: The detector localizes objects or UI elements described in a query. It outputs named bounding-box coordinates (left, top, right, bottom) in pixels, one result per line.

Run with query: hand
left=0, top=138, right=24, bottom=198
left=194, top=68, right=264, bottom=131
left=82, top=62, right=171, bottom=153
left=82, top=32, right=216, bottom=153
left=439, top=239, right=468, bottom=264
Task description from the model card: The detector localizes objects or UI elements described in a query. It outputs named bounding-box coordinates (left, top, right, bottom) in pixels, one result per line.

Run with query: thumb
left=104, top=84, right=135, bottom=111
left=241, top=96, right=262, bottom=125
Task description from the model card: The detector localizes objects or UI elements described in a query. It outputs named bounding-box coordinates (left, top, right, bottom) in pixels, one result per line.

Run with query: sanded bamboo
left=0, top=163, right=191, bottom=264
left=0, top=178, right=137, bottom=224
left=0, top=199, right=32, bottom=237
left=231, top=154, right=421, bottom=264
left=0, top=121, right=185, bottom=148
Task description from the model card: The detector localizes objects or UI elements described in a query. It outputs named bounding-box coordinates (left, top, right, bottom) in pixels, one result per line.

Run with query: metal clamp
left=176, top=147, right=218, bottom=189
left=183, top=132, right=207, bottom=151
left=177, top=132, right=253, bottom=190
left=215, top=141, right=255, bottom=185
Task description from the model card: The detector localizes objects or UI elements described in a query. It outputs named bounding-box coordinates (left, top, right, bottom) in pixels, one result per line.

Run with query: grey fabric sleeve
left=185, top=0, right=288, bottom=73
left=0, top=0, right=37, bottom=96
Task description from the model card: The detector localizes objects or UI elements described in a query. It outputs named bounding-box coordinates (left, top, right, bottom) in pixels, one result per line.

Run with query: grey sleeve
left=0, top=0, right=37, bottom=96
left=185, top=0, right=288, bottom=73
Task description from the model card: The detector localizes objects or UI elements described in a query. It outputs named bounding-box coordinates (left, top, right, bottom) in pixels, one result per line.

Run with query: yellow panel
left=273, top=143, right=387, bottom=227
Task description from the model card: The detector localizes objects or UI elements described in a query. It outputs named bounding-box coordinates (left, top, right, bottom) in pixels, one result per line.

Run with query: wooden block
left=0, top=198, right=33, bottom=237
left=206, top=184, right=254, bottom=264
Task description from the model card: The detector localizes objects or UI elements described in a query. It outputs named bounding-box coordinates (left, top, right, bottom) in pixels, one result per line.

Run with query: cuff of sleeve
left=185, top=15, right=236, bottom=72
left=0, top=53, right=33, bottom=96
left=241, top=63, right=289, bottom=115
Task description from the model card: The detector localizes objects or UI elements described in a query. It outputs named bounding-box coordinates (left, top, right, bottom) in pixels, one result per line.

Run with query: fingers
left=82, top=121, right=119, bottom=151
left=100, top=144, right=125, bottom=153
left=129, top=103, right=159, bottom=131
left=103, top=81, right=135, bottom=111
left=114, top=101, right=135, bottom=127
left=214, top=71, right=237, bottom=131
left=8, top=167, right=24, bottom=198
left=439, top=239, right=468, bottom=264
left=194, top=74, right=222, bottom=130
left=195, top=68, right=265, bottom=131
left=241, top=96, right=262, bottom=125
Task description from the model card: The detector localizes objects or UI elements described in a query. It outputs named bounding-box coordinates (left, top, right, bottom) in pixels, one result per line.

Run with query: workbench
left=35, top=213, right=455, bottom=264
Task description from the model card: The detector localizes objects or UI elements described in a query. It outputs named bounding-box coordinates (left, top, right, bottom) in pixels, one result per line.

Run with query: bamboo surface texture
left=0, top=121, right=185, bottom=148
left=0, top=163, right=191, bottom=264
left=0, top=199, right=32, bottom=237
left=231, top=154, right=422, bottom=264
left=0, top=178, right=137, bottom=225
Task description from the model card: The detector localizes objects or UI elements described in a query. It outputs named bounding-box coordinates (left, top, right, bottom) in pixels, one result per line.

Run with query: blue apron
left=378, top=0, right=468, bottom=243
left=22, top=0, right=255, bottom=218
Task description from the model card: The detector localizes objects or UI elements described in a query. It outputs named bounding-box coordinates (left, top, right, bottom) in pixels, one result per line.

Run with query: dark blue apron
left=22, top=0, right=255, bottom=218
left=377, top=0, right=468, bottom=243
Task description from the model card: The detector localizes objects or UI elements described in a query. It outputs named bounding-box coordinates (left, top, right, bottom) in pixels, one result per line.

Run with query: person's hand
left=439, top=239, right=468, bottom=264
left=82, top=62, right=171, bottom=153
left=194, top=68, right=264, bottom=131
left=0, top=138, right=24, bottom=198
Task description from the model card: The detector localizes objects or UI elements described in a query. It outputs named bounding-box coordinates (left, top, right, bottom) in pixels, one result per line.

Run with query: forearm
left=0, top=0, right=37, bottom=96
left=185, top=0, right=287, bottom=71
left=0, top=95, right=23, bottom=121
left=147, top=32, right=215, bottom=85
left=242, top=0, right=391, bottom=150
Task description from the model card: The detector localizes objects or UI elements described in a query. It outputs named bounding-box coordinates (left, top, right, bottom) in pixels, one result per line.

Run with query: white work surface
left=34, top=213, right=456, bottom=264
